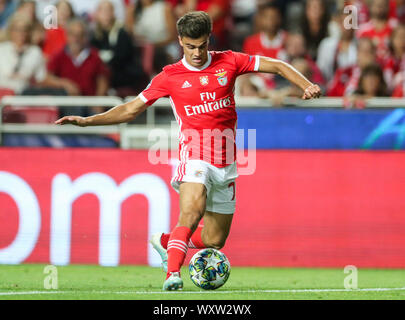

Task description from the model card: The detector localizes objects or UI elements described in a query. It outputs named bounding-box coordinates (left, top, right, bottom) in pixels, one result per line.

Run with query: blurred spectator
left=0, top=0, right=18, bottom=34
left=317, top=11, right=357, bottom=82
left=68, top=0, right=126, bottom=23
left=327, top=37, right=378, bottom=96
left=165, top=0, right=185, bottom=19
left=0, top=13, right=48, bottom=94
left=242, top=3, right=287, bottom=59
left=42, top=0, right=75, bottom=59
left=237, top=31, right=324, bottom=97
left=389, top=0, right=405, bottom=24
left=352, top=63, right=388, bottom=99
left=90, top=0, right=148, bottom=96
left=239, top=3, right=287, bottom=96
left=357, top=0, right=398, bottom=60
left=343, top=0, right=370, bottom=26
left=266, top=57, right=314, bottom=106
left=299, top=0, right=330, bottom=60
left=282, top=32, right=325, bottom=86
left=47, top=18, right=110, bottom=116
left=392, top=71, right=405, bottom=96
left=16, top=0, right=45, bottom=47
left=126, top=0, right=178, bottom=73
left=382, top=23, right=405, bottom=91
left=228, top=0, right=257, bottom=51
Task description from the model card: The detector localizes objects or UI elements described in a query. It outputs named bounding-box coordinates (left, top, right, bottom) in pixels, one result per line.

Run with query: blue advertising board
left=236, top=108, right=405, bottom=150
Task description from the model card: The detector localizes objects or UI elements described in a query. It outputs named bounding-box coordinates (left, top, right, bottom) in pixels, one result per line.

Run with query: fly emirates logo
left=184, top=92, right=232, bottom=116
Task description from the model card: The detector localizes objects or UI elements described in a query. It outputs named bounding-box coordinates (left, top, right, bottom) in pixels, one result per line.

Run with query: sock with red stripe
left=166, top=226, right=193, bottom=278
left=187, top=225, right=205, bottom=249
left=161, top=225, right=206, bottom=249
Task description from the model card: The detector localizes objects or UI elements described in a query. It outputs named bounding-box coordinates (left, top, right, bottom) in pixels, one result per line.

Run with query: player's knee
left=205, top=238, right=226, bottom=250
left=180, top=210, right=204, bottom=230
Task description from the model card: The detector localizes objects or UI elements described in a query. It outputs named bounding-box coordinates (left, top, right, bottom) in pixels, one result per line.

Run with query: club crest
left=200, top=76, right=209, bottom=86
left=215, top=69, right=228, bottom=86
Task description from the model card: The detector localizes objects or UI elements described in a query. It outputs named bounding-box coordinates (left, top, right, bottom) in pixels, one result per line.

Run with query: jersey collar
left=181, top=52, right=212, bottom=71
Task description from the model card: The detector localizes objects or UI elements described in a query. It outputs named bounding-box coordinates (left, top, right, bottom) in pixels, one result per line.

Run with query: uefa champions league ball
left=189, top=248, right=231, bottom=290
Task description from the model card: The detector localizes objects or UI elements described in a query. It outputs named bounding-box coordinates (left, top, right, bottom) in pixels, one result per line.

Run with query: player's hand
left=54, top=116, right=87, bottom=127
left=302, top=84, right=321, bottom=99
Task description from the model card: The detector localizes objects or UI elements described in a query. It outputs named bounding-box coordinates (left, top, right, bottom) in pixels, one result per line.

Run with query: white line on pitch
left=1, top=287, right=405, bottom=296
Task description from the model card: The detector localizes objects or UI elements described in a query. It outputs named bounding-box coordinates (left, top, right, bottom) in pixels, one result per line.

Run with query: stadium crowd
left=0, top=0, right=404, bottom=113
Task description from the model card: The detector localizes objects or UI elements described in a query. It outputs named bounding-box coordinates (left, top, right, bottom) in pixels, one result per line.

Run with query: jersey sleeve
left=138, top=71, right=170, bottom=106
left=232, top=51, right=260, bottom=75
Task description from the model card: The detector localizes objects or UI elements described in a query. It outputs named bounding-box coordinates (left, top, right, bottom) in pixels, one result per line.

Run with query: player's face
left=179, top=36, right=209, bottom=68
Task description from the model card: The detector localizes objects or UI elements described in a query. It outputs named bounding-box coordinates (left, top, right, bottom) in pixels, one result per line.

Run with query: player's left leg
left=189, top=211, right=233, bottom=250
left=153, top=211, right=232, bottom=263
left=162, top=181, right=207, bottom=290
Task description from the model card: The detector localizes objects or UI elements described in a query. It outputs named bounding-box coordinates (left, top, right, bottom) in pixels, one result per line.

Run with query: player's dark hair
left=258, top=2, right=281, bottom=13
left=176, top=11, right=212, bottom=39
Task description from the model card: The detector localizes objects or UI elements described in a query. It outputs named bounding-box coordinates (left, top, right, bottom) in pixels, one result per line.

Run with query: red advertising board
left=1, top=148, right=405, bottom=268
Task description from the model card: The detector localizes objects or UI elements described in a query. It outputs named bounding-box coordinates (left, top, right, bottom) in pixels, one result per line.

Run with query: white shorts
left=171, top=160, right=238, bottom=214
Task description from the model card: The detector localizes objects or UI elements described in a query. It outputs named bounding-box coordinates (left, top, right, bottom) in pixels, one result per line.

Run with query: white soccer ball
left=189, top=248, right=231, bottom=290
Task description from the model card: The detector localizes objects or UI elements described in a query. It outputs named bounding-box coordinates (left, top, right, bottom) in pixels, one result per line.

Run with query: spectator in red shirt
left=344, top=0, right=370, bottom=26
left=327, top=37, right=378, bottom=97
left=47, top=18, right=110, bottom=116
left=357, top=0, right=398, bottom=60
left=382, top=23, right=405, bottom=91
left=389, top=0, right=405, bottom=24
left=239, top=4, right=288, bottom=97
left=42, top=0, right=75, bottom=59
left=242, top=3, right=287, bottom=60
left=392, top=72, right=405, bottom=96
left=317, top=11, right=357, bottom=82
left=282, top=32, right=325, bottom=87
left=237, top=32, right=324, bottom=98
left=354, top=63, right=389, bottom=97
left=346, top=63, right=389, bottom=107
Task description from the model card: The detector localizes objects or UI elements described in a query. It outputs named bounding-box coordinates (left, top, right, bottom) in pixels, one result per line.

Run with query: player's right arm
left=54, top=97, right=148, bottom=126
left=55, top=70, right=169, bottom=127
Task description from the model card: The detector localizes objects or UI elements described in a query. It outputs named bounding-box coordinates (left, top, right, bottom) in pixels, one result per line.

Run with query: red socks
left=161, top=225, right=206, bottom=249
left=166, top=226, right=193, bottom=277
left=187, top=225, right=205, bottom=249
left=160, top=233, right=170, bottom=249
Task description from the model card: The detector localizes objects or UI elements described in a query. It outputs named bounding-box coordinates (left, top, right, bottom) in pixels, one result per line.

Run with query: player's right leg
left=162, top=181, right=207, bottom=291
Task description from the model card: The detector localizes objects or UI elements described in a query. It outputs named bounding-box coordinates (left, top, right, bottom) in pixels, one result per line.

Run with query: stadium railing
left=1, top=95, right=405, bottom=148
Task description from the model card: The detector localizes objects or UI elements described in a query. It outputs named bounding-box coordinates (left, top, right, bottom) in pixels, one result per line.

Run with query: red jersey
left=392, top=71, right=405, bottom=97
left=357, top=18, right=398, bottom=59
left=42, top=27, right=67, bottom=58
left=382, top=54, right=405, bottom=91
left=326, top=66, right=354, bottom=97
left=243, top=31, right=287, bottom=59
left=47, top=48, right=110, bottom=96
left=242, top=31, right=287, bottom=90
left=139, top=50, right=260, bottom=167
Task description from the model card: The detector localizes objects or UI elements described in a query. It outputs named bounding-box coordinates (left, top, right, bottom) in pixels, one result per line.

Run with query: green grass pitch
left=0, top=264, right=404, bottom=300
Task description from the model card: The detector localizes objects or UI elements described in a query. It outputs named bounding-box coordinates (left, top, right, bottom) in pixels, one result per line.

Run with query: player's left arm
left=257, top=56, right=322, bottom=99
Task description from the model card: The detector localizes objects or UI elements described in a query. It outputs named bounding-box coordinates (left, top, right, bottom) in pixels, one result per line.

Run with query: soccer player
left=55, top=11, right=321, bottom=291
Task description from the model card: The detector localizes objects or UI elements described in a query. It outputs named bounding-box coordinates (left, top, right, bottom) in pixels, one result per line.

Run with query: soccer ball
left=189, top=248, right=231, bottom=290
